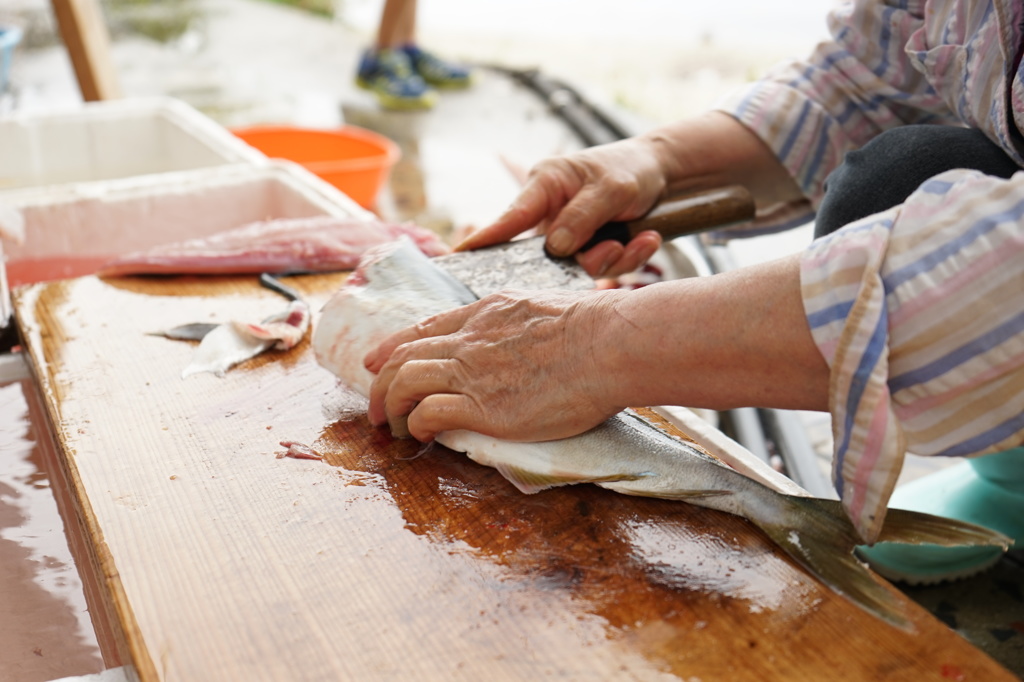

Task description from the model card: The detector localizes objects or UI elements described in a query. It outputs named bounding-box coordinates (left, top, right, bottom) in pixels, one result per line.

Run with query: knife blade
left=433, top=185, right=754, bottom=297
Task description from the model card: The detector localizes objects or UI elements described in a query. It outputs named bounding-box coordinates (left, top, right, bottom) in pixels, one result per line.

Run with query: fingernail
left=363, top=348, right=378, bottom=369
left=597, top=254, right=616, bottom=277
left=547, top=228, right=574, bottom=256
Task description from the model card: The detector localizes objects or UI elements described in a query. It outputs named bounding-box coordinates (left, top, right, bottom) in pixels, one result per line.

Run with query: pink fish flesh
left=98, top=215, right=450, bottom=276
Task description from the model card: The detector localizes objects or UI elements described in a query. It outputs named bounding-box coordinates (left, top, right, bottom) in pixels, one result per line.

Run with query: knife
left=433, top=185, right=754, bottom=297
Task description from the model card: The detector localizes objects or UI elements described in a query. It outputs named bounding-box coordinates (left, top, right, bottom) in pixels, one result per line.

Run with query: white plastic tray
left=2, top=161, right=370, bottom=285
left=0, top=97, right=265, bottom=191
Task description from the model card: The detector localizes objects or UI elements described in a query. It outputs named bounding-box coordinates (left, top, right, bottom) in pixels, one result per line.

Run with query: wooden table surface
left=12, top=273, right=1017, bottom=681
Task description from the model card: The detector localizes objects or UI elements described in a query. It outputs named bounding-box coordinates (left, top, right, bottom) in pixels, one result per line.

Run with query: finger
left=406, top=393, right=484, bottom=442
left=601, top=232, right=662, bottom=279
left=455, top=180, right=554, bottom=251
left=364, top=304, right=475, bottom=372
left=367, top=339, right=455, bottom=426
left=364, top=327, right=433, bottom=375
left=575, top=241, right=625, bottom=278
left=544, top=186, right=636, bottom=257
left=575, top=232, right=661, bottom=279
left=382, top=359, right=462, bottom=431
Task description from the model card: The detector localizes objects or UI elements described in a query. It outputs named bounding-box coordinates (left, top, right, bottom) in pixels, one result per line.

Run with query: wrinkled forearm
left=636, top=111, right=805, bottom=211
left=589, top=252, right=829, bottom=412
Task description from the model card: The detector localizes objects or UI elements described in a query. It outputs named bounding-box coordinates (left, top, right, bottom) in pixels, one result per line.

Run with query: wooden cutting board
left=11, top=273, right=1016, bottom=681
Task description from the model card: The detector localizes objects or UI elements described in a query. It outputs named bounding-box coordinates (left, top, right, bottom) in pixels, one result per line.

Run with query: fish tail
left=754, top=496, right=1009, bottom=631
left=873, top=507, right=1012, bottom=547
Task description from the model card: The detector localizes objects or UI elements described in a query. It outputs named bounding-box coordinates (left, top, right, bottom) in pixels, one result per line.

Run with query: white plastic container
left=1, top=161, right=370, bottom=287
left=0, top=97, right=265, bottom=191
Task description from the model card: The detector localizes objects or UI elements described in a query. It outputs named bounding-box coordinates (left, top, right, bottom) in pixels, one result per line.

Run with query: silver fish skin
left=313, top=236, right=1010, bottom=631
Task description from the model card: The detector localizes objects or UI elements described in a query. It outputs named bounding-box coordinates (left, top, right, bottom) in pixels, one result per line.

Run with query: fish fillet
left=312, top=237, right=1010, bottom=630
left=98, top=215, right=450, bottom=277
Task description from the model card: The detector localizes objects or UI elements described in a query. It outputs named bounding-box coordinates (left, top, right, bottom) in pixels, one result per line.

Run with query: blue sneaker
left=857, top=447, right=1023, bottom=585
left=402, top=45, right=473, bottom=90
left=356, top=48, right=437, bottom=110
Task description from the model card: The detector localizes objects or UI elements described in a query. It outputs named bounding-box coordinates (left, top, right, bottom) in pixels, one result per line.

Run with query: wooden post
left=50, top=0, right=121, bottom=101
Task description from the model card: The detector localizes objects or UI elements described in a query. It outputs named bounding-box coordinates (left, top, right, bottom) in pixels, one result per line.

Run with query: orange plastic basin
left=232, top=125, right=400, bottom=208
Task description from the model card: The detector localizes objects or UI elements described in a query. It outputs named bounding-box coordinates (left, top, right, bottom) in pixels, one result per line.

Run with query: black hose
left=485, top=65, right=631, bottom=147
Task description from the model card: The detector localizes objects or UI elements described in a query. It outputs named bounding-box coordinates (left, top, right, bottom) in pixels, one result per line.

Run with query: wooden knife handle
left=579, top=185, right=755, bottom=251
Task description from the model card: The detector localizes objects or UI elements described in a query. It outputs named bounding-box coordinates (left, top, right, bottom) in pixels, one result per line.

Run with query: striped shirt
left=716, top=0, right=1024, bottom=543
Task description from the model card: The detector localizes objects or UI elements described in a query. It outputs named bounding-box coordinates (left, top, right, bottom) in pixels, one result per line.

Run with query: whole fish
left=312, top=237, right=1009, bottom=630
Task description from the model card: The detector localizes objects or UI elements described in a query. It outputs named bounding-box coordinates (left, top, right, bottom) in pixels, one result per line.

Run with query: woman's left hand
left=364, top=289, right=623, bottom=442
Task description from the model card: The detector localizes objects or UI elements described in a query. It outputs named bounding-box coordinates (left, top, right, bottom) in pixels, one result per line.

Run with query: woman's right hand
left=457, top=112, right=805, bottom=278
left=457, top=136, right=671, bottom=278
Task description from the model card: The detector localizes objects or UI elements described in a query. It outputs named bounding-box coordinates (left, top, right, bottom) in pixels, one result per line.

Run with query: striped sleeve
left=712, top=0, right=960, bottom=238
left=801, top=168, right=1024, bottom=543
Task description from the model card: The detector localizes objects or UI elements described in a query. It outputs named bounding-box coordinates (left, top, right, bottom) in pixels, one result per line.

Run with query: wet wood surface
left=12, top=273, right=1018, bottom=681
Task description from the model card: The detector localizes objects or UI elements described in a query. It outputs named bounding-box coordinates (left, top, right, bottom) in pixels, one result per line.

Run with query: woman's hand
left=363, top=254, right=830, bottom=444
left=458, top=137, right=670, bottom=278
left=364, top=289, right=624, bottom=442
left=456, top=112, right=805, bottom=280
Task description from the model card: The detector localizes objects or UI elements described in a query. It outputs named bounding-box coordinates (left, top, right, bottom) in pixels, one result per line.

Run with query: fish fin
left=148, top=323, right=220, bottom=341
left=873, top=508, right=1012, bottom=548
left=494, top=463, right=651, bottom=495
left=759, top=496, right=914, bottom=631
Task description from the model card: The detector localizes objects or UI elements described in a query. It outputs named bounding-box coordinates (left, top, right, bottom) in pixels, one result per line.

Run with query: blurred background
left=0, top=0, right=834, bottom=125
